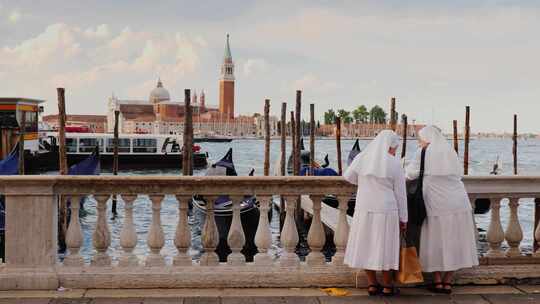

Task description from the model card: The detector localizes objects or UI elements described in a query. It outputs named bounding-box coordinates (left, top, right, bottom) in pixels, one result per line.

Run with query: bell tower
left=219, top=34, right=235, bottom=119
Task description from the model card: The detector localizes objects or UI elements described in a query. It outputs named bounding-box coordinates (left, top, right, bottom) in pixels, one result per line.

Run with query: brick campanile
left=219, top=34, right=235, bottom=119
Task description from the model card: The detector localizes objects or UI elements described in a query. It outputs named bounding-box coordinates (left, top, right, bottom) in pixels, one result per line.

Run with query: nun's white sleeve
left=343, top=165, right=358, bottom=185
left=394, top=166, right=408, bottom=223
left=405, top=148, right=422, bottom=180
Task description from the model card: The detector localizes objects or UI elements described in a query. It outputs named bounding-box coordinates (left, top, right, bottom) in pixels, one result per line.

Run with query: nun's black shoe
left=367, top=284, right=382, bottom=296
left=442, top=283, right=453, bottom=294
left=381, top=286, right=400, bottom=297
left=428, top=282, right=446, bottom=294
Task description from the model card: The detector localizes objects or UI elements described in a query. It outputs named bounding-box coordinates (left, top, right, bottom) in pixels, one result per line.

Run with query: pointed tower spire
left=224, top=33, right=232, bottom=62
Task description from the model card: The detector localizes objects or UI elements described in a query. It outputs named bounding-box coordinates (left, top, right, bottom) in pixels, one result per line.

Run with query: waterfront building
left=317, top=123, right=423, bottom=138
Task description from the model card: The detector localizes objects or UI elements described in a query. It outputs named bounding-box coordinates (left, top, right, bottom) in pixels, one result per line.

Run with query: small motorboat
left=191, top=148, right=260, bottom=262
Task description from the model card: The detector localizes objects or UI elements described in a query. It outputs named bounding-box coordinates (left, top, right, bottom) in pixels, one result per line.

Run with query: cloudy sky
left=1, top=1, right=539, bottom=132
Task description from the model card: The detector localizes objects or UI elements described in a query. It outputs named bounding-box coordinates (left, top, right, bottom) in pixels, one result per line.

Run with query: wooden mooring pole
left=401, top=114, right=407, bottom=159
left=57, top=87, right=68, bottom=252
left=390, top=97, right=397, bottom=131
left=290, top=111, right=296, bottom=176
left=295, top=91, right=302, bottom=176
left=513, top=114, right=518, bottom=175
left=336, top=116, right=342, bottom=175
left=18, top=112, right=26, bottom=175
left=453, top=120, right=459, bottom=155
left=111, top=110, right=120, bottom=218
left=264, top=99, right=270, bottom=176
left=464, top=106, right=470, bottom=175
left=182, top=89, right=193, bottom=176
left=279, top=103, right=287, bottom=230
left=309, top=104, right=315, bottom=174
left=280, top=103, right=287, bottom=176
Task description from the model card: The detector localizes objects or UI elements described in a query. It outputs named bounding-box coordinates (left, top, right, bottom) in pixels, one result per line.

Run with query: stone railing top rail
left=1, top=175, right=540, bottom=197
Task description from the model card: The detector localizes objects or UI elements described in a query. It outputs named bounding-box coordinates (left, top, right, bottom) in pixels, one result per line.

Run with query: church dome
left=149, top=78, right=170, bottom=102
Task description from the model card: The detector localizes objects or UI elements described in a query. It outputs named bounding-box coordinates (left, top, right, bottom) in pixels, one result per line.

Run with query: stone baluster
left=254, top=196, right=273, bottom=265
left=174, top=195, right=192, bottom=266
left=486, top=197, right=505, bottom=258
left=146, top=195, right=165, bottom=266
left=279, top=195, right=299, bottom=267
left=118, top=195, right=139, bottom=267
left=227, top=196, right=246, bottom=265
left=306, top=195, right=326, bottom=266
left=505, top=197, right=523, bottom=257
left=64, top=195, right=84, bottom=267
left=333, top=196, right=350, bottom=265
left=92, top=195, right=112, bottom=266
left=535, top=202, right=540, bottom=257
left=200, top=196, right=220, bottom=266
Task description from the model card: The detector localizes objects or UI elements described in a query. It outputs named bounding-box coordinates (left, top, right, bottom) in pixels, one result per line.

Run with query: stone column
left=227, top=196, right=246, bottom=265
left=280, top=195, right=299, bottom=267
left=505, top=197, right=523, bottom=257
left=118, top=195, right=139, bottom=267
left=3, top=181, right=58, bottom=289
left=486, top=197, right=505, bottom=258
left=64, top=196, right=84, bottom=267
left=4, top=183, right=57, bottom=268
left=174, top=195, right=192, bottom=266
left=333, top=196, right=350, bottom=266
left=254, top=196, right=273, bottom=265
left=200, top=196, right=220, bottom=266
left=306, top=195, right=326, bottom=266
left=92, top=195, right=112, bottom=266
left=146, top=195, right=165, bottom=266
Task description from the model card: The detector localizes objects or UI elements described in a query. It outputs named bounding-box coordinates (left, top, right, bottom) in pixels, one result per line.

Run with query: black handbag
left=406, top=147, right=427, bottom=226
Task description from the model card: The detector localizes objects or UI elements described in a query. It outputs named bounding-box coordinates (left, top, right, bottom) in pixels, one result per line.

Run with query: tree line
left=324, top=105, right=388, bottom=125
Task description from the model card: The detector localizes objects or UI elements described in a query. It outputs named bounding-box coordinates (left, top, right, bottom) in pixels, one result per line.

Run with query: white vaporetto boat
left=38, top=132, right=208, bottom=171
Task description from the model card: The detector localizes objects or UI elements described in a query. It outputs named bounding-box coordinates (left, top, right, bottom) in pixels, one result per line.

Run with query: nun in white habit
left=344, top=130, right=407, bottom=296
left=406, top=125, right=478, bottom=294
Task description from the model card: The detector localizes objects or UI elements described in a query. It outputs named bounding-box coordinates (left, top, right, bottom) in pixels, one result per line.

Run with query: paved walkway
left=1, top=286, right=540, bottom=303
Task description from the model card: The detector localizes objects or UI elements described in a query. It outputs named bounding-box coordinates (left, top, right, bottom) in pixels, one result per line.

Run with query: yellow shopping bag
left=396, top=237, right=424, bottom=284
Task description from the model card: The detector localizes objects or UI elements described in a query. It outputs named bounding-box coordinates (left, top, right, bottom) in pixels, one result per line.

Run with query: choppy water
left=72, top=138, right=540, bottom=262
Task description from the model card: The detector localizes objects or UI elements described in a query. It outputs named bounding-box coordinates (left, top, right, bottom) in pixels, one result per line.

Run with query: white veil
left=348, top=129, right=400, bottom=178
left=418, top=125, right=462, bottom=176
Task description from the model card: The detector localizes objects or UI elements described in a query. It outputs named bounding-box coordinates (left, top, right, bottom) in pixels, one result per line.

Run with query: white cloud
left=242, top=58, right=268, bottom=76
left=84, top=24, right=110, bottom=39
left=292, top=73, right=342, bottom=93
left=8, top=10, right=21, bottom=23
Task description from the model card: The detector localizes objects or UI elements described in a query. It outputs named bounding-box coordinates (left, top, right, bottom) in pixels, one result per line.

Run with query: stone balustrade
left=0, top=175, right=540, bottom=290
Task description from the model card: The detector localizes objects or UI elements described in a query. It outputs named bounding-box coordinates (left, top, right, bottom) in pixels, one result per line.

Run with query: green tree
left=369, top=105, right=387, bottom=124
left=337, top=109, right=353, bottom=124
left=324, top=109, right=336, bottom=124
left=352, top=105, right=369, bottom=123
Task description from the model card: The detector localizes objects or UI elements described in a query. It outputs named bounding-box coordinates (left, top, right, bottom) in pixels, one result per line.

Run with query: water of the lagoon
left=71, top=138, right=540, bottom=262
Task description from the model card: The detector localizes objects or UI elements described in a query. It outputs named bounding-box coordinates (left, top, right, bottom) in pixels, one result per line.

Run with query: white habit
left=406, top=125, right=479, bottom=272
left=343, top=130, right=407, bottom=271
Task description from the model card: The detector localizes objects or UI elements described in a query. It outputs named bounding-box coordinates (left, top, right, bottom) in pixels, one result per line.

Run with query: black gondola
left=319, top=139, right=361, bottom=216
left=191, top=148, right=260, bottom=262
left=0, top=143, right=19, bottom=262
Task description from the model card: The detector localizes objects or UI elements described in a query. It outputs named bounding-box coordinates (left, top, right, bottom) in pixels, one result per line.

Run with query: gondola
left=191, top=148, right=260, bottom=262
left=473, top=157, right=501, bottom=214
left=66, top=146, right=101, bottom=219
left=319, top=139, right=361, bottom=216
left=0, top=143, right=19, bottom=262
